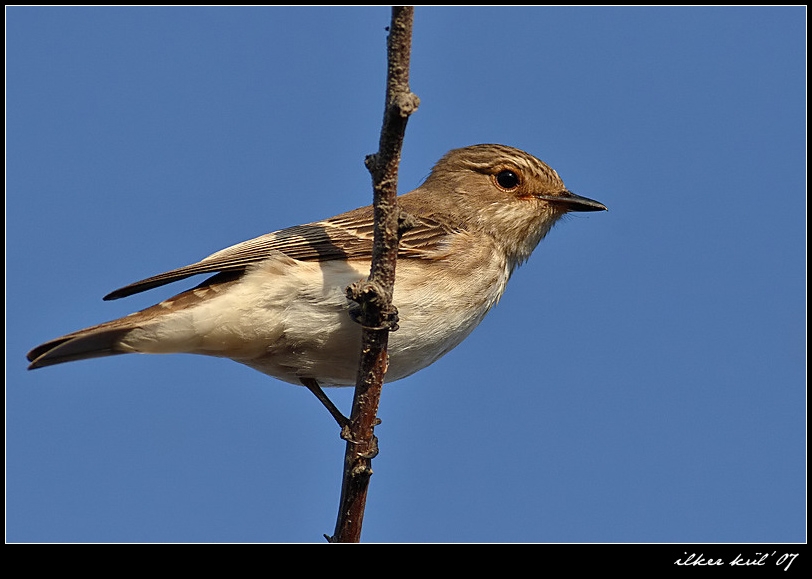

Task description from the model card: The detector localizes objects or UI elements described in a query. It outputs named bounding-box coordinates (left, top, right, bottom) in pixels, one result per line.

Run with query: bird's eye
left=495, top=170, right=520, bottom=190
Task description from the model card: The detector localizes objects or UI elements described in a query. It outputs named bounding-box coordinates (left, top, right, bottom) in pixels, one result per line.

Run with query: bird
left=27, top=144, right=606, bottom=389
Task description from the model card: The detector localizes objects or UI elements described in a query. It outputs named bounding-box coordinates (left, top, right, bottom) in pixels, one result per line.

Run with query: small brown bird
left=27, top=144, right=606, bottom=386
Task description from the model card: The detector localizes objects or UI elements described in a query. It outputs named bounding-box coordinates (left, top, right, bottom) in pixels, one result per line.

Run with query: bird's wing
left=104, top=206, right=457, bottom=300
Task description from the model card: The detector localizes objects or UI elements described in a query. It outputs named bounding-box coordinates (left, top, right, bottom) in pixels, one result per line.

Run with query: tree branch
left=328, top=6, right=419, bottom=543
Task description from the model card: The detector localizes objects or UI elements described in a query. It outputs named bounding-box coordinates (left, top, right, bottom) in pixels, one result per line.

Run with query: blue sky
left=7, top=7, right=805, bottom=543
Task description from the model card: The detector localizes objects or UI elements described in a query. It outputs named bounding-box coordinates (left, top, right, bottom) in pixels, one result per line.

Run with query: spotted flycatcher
left=28, top=144, right=606, bottom=387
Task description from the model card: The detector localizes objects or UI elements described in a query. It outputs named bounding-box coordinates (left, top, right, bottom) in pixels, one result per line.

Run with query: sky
left=6, top=7, right=806, bottom=544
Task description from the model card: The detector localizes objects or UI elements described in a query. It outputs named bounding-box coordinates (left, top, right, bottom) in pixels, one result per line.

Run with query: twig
left=328, top=6, right=419, bottom=543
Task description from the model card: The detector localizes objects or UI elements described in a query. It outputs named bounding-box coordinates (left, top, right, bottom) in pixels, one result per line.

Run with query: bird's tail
left=27, top=273, right=241, bottom=371
left=27, top=321, right=136, bottom=370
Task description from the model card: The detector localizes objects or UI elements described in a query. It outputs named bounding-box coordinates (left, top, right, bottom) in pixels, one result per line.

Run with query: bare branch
left=329, top=6, right=419, bottom=543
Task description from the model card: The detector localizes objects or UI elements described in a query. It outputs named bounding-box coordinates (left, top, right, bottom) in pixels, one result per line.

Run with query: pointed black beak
left=536, top=190, right=607, bottom=212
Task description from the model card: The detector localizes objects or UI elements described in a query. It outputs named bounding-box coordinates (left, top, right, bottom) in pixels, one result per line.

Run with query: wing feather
left=104, top=206, right=457, bottom=300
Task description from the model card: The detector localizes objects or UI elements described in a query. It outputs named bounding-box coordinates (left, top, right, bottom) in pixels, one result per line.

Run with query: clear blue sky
left=7, top=7, right=805, bottom=543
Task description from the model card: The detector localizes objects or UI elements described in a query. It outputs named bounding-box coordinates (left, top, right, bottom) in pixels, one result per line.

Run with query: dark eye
left=496, top=170, right=520, bottom=189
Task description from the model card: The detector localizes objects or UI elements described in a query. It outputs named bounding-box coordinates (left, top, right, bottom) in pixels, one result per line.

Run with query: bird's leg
left=300, top=378, right=350, bottom=429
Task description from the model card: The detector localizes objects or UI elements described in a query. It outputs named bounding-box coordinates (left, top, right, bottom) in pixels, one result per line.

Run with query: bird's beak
left=536, top=190, right=607, bottom=212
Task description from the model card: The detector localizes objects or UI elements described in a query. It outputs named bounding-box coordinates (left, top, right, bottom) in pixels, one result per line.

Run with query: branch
left=329, top=6, right=419, bottom=543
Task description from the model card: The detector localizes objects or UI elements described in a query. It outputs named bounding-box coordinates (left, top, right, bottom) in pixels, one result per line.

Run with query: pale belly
left=123, top=252, right=510, bottom=386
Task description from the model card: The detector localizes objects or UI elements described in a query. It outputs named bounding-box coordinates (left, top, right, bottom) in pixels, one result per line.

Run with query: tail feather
left=27, top=326, right=134, bottom=369
left=28, top=271, right=244, bottom=371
